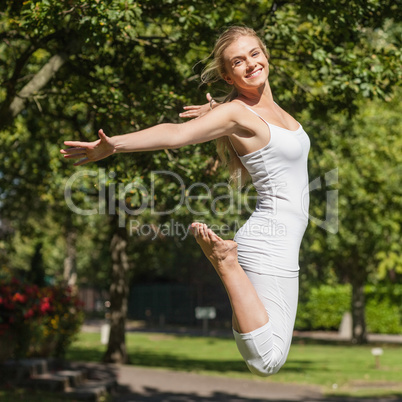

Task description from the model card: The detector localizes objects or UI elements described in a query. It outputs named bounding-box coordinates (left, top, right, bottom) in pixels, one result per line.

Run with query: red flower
left=13, top=293, right=27, bottom=303
left=40, top=301, right=51, bottom=314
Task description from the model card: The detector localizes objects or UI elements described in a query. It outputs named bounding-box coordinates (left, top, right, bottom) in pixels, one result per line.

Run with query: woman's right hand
left=179, top=93, right=216, bottom=119
left=60, top=129, right=115, bottom=166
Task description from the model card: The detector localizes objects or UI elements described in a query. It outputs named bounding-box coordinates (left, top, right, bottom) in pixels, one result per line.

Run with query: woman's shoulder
left=214, top=100, right=248, bottom=120
left=211, top=99, right=266, bottom=138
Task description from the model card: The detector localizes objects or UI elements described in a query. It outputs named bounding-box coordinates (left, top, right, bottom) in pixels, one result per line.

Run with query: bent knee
left=233, top=321, right=289, bottom=377
left=246, top=358, right=284, bottom=377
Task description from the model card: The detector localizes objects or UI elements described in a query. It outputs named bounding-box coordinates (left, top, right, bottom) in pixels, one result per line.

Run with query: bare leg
left=190, top=222, right=269, bottom=334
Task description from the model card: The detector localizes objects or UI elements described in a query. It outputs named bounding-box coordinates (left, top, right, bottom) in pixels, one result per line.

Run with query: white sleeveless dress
left=231, top=104, right=310, bottom=376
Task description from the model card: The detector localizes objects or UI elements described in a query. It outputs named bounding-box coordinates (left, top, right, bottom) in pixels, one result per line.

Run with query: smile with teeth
left=246, top=68, right=262, bottom=78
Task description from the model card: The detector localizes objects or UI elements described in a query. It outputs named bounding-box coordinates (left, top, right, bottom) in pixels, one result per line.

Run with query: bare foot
left=190, top=222, right=238, bottom=273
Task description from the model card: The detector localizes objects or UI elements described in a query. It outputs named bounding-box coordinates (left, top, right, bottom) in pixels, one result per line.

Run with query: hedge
left=295, top=284, right=402, bottom=334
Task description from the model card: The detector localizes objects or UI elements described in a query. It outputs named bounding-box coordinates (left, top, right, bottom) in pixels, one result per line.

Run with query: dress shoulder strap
left=235, top=102, right=270, bottom=127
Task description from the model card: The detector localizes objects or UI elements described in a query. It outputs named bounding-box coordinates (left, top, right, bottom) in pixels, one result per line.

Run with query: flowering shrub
left=0, top=278, right=84, bottom=359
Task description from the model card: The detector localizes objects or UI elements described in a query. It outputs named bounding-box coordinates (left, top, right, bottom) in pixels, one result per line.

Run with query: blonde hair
left=201, top=26, right=269, bottom=187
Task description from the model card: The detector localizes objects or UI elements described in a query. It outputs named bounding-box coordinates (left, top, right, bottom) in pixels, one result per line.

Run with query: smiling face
left=222, top=35, right=269, bottom=93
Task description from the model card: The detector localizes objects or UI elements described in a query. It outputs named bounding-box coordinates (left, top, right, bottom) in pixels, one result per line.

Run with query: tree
left=1, top=0, right=400, bottom=361
left=301, top=92, right=402, bottom=343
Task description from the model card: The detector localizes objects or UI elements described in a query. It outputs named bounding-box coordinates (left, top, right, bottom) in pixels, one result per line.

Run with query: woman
left=61, top=26, right=310, bottom=376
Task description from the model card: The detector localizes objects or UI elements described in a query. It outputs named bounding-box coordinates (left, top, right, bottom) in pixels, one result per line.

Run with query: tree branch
left=9, top=52, right=68, bottom=118
left=0, top=51, right=69, bottom=130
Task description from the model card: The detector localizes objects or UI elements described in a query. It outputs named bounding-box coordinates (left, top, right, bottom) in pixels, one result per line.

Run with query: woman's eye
left=234, top=60, right=241, bottom=66
left=252, top=52, right=259, bottom=57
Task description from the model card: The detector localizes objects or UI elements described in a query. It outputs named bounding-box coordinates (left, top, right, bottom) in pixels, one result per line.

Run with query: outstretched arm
left=61, top=102, right=240, bottom=166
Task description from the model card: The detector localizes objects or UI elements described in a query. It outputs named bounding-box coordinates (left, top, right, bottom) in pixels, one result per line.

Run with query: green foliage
left=296, top=284, right=402, bottom=334
left=0, top=0, right=401, bottom=349
left=299, top=88, right=402, bottom=341
left=296, top=284, right=350, bottom=330
left=366, top=300, right=401, bottom=335
left=365, top=284, right=402, bottom=334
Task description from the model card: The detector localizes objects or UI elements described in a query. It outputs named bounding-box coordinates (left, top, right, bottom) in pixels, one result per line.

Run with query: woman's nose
left=246, top=57, right=256, bottom=67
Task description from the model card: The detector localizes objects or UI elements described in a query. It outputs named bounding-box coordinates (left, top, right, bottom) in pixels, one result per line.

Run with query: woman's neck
left=236, top=81, right=274, bottom=106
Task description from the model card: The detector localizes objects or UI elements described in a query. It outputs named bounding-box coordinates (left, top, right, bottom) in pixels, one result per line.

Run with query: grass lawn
left=65, top=331, right=402, bottom=397
left=0, top=389, right=109, bottom=402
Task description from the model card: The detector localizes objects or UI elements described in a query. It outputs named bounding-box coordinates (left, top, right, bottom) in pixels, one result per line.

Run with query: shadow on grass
left=115, top=388, right=306, bottom=402
left=66, top=347, right=104, bottom=362
left=67, top=345, right=317, bottom=375
left=114, top=383, right=402, bottom=402
left=129, top=350, right=251, bottom=373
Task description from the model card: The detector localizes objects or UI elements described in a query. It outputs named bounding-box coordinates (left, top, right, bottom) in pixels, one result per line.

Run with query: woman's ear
left=223, top=75, right=233, bottom=85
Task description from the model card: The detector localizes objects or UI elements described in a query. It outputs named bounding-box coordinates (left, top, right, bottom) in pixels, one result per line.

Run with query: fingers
left=60, top=147, right=86, bottom=154
left=179, top=111, right=200, bottom=118
left=98, top=129, right=107, bottom=140
left=182, top=106, right=201, bottom=110
left=60, top=147, right=87, bottom=162
left=63, top=140, right=90, bottom=147
left=180, top=106, right=201, bottom=118
left=206, top=93, right=212, bottom=102
left=61, top=134, right=102, bottom=166
left=60, top=149, right=89, bottom=164
left=62, top=153, right=87, bottom=160
left=73, top=157, right=90, bottom=166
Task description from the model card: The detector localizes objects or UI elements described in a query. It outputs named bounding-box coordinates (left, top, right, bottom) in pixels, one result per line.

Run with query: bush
left=365, top=285, right=402, bottom=334
left=295, top=284, right=402, bottom=334
left=295, top=284, right=350, bottom=331
left=366, top=299, right=402, bottom=334
left=0, top=278, right=84, bottom=359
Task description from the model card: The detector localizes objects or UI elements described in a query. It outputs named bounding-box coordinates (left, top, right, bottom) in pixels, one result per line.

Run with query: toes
left=189, top=224, right=196, bottom=236
left=192, top=223, right=212, bottom=243
left=191, top=223, right=230, bottom=246
left=200, top=224, right=209, bottom=240
left=206, top=228, right=224, bottom=244
left=190, top=222, right=203, bottom=237
left=190, top=223, right=211, bottom=243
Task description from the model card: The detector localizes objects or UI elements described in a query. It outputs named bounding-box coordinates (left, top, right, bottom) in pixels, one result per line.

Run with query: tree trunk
left=63, top=230, right=77, bottom=286
left=29, top=242, right=45, bottom=287
left=351, top=273, right=367, bottom=344
left=103, top=217, right=130, bottom=364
